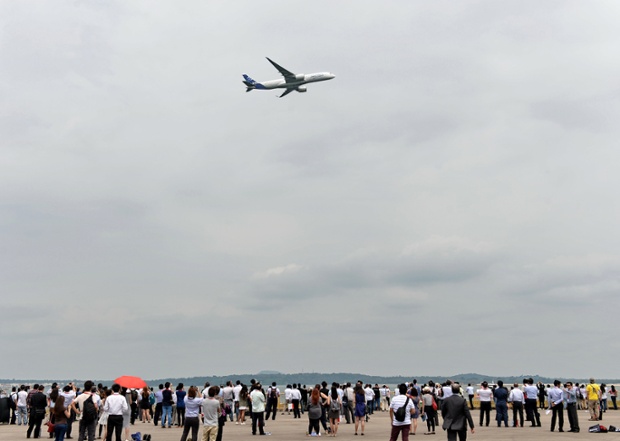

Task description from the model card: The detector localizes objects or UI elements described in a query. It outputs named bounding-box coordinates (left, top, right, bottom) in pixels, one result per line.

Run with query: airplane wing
left=279, top=88, right=295, bottom=98
left=266, top=57, right=297, bottom=83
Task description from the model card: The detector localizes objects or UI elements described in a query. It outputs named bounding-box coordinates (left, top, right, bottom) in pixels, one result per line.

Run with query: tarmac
left=1, top=408, right=618, bottom=441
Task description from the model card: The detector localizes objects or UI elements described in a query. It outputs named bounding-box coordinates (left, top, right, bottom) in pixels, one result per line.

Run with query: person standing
left=523, top=378, right=541, bottom=427
left=221, top=382, right=234, bottom=423
left=161, top=383, right=174, bottom=428
left=283, top=385, right=292, bottom=416
left=343, top=383, right=354, bottom=424
left=103, top=384, right=127, bottom=441
left=139, top=387, right=151, bottom=424
left=465, top=385, right=474, bottom=410
left=388, top=384, right=415, bottom=441
left=354, top=385, right=366, bottom=436
left=179, top=386, right=202, bottom=441
left=537, top=382, right=546, bottom=409
left=441, top=384, right=474, bottom=441
left=493, top=381, right=509, bottom=428
left=307, top=386, right=323, bottom=436
left=327, top=386, right=341, bottom=437
left=26, top=385, right=47, bottom=439
left=290, top=384, right=301, bottom=419
left=421, top=387, right=436, bottom=435
left=53, top=397, right=72, bottom=441
left=17, top=385, right=29, bottom=426
left=72, top=381, right=99, bottom=441
left=265, top=383, right=279, bottom=421
left=476, top=382, right=492, bottom=427
left=202, top=386, right=221, bottom=441
left=153, top=385, right=163, bottom=426
left=610, top=385, right=618, bottom=410
left=586, top=378, right=601, bottom=421
left=249, top=384, right=268, bottom=436
left=547, top=380, right=564, bottom=432
left=564, top=382, right=580, bottom=433
left=508, top=383, right=524, bottom=428
left=59, top=385, right=77, bottom=439
left=175, top=384, right=186, bottom=427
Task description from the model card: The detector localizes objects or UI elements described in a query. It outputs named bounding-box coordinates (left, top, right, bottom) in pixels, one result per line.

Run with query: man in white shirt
left=442, top=381, right=454, bottom=400
left=380, top=386, right=388, bottom=412
left=465, top=384, right=475, bottom=410
left=283, top=385, right=292, bottom=415
left=508, top=384, right=524, bottom=427
left=233, top=381, right=242, bottom=423
left=73, top=381, right=99, bottom=441
left=364, top=384, right=375, bottom=416
left=16, top=386, right=29, bottom=426
left=389, top=384, right=416, bottom=441
left=290, top=384, right=302, bottom=419
left=103, top=384, right=128, bottom=441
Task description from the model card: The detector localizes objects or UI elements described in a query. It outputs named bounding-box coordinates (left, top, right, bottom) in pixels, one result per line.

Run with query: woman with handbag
left=421, top=387, right=436, bottom=435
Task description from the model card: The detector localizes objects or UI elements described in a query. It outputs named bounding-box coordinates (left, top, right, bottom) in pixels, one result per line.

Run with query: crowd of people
left=2, top=376, right=617, bottom=441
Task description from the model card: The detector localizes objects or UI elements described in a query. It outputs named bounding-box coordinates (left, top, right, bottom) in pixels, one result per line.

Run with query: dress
left=328, top=397, right=340, bottom=420
left=354, top=393, right=366, bottom=418
left=411, top=397, right=420, bottom=419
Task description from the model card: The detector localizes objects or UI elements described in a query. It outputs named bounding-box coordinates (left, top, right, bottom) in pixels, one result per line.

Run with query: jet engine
left=296, top=86, right=307, bottom=93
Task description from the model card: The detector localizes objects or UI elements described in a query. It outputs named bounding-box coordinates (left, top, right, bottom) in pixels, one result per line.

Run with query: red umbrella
left=114, top=375, right=147, bottom=389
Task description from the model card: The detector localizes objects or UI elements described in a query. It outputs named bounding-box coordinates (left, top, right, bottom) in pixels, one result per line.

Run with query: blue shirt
left=548, top=387, right=563, bottom=406
left=176, top=391, right=187, bottom=408
left=493, top=387, right=509, bottom=404
left=564, top=388, right=577, bottom=404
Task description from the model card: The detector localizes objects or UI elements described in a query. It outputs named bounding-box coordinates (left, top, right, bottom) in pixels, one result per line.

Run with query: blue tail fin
left=242, top=74, right=256, bottom=85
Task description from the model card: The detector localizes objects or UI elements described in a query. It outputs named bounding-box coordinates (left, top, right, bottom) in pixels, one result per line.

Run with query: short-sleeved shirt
left=202, top=398, right=220, bottom=426
left=390, top=395, right=415, bottom=426
left=587, top=384, right=601, bottom=400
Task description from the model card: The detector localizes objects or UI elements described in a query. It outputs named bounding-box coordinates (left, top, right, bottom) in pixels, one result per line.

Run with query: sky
left=2, top=0, right=620, bottom=381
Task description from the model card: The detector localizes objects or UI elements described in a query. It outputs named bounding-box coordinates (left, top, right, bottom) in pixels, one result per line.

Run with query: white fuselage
left=260, top=72, right=335, bottom=90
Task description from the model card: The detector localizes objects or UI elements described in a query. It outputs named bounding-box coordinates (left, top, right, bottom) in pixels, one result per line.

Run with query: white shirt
left=477, top=388, right=493, bottom=402
left=509, top=388, right=524, bottom=403
left=284, top=388, right=292, bottom=401
left=466, top=386, right=474, bottom=395
left=442, top=386, right=453, bottom=399
left=17, top=390, right=28, bottom=407
left=59, top=390, right=76, bottom=408
left=364, top=387, right=374, bottom=402
left=104, top=393, right=128, bottom=416
left=290, top=389, right=301, bottom=400
left=233, top=385, right=242, bottom=401
left=390, top=395, right=415, bottom=426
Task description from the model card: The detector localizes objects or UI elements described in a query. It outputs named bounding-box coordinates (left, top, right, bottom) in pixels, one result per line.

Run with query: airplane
left=242, top=58, right=335, bottom=98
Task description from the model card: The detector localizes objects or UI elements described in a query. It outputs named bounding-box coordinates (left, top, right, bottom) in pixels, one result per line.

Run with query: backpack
left=82, top=396, right=98, bottom=424
left=330, top=397, right=340, bottom=413
left=394, top=397, right=409, bottom=422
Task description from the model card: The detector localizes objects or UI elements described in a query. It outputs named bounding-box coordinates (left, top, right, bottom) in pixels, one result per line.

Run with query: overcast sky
left=2, top=0, right=620, bottom=381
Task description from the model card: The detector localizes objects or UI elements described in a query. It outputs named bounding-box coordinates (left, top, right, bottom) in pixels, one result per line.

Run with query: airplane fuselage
left=255, top=72, right=335, bottom=90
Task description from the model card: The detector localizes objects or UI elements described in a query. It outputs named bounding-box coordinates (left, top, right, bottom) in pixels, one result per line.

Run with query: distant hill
left=3, top=372, right=618, bottom=387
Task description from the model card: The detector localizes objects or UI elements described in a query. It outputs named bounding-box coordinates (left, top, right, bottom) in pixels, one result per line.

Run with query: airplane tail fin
left=242, top=73, right=256, bottom=92
left=242, top=74, right=256, bottom=85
